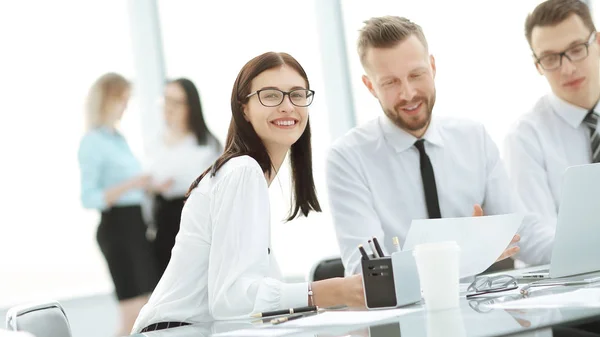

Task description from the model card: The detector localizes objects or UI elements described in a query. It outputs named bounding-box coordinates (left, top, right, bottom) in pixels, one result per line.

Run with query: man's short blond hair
left=357, top=16, right=429, bottom=67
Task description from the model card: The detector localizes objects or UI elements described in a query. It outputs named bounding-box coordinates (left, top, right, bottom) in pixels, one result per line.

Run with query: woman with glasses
left=146, top=78, right=222, bottom=278
left=132, top=52, right=365, bottom=333
left=77, top=73, right=159, bottom=336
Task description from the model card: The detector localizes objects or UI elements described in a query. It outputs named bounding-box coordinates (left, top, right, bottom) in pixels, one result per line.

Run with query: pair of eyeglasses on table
left=467, top=277, right=600, bottom=314
left=466, top=274, right=519, bottom=299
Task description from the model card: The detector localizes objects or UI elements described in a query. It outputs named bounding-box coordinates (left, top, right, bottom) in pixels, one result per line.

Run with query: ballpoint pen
left=271, top=312, right=317, bottom=325
left=250, top=305, right=318, bottom=318
left=251, top=305, right=346, bottom=324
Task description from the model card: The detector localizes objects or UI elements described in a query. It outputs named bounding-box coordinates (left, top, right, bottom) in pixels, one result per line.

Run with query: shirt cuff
left=279, top=282, right=309, bottom=309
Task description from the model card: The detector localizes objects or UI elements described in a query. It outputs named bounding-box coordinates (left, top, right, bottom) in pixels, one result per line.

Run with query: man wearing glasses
left=504, top=0, right=600, bottom=228
left=326, top=15, right=555, bottom=277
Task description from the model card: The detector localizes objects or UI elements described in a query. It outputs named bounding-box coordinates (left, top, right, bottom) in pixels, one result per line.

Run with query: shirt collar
left=548, top=92, right=595, bottom=128
left=379, top=115, right=444, bottom=153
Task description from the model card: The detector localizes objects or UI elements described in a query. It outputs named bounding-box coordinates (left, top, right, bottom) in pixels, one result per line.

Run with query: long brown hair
left=187, top=52, right=321, bottom=221
left=169, top=78, right=222, bottom=152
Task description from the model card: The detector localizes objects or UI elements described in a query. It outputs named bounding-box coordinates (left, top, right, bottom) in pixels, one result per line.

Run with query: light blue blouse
left=78, top=127, right=144, bottom=211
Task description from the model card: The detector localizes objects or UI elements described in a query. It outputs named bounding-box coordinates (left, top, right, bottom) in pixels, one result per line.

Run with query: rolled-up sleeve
left=207, top=164, right=307, bottom=320
left=78, top=134, right=107, bottom=210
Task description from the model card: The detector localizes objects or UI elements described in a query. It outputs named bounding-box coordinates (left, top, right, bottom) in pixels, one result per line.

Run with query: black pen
left=271, top=312, right=316, bottom=325
left=250, top=305, right=318, bottom=318
left=358, top=244, right=370, bottom=261
left=252, top=305, right=344, bottom=324
left=372, top=237, right=385, bottom=257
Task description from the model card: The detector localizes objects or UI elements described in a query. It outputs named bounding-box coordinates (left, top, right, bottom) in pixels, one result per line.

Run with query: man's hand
left=471, top=204, right=521, bottom=262
left=497, top=234, right=520, bottom=262
left=472, top=204, right=484, bottom=217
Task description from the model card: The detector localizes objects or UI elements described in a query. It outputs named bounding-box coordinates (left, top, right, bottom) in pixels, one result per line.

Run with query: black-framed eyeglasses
left=468, top=293, right=524, bottom=313
left=535, top=31, right=597, bottom=71
left=466, top=274, right=518, bottom=299
left=246, top=88, right=315, bottom=107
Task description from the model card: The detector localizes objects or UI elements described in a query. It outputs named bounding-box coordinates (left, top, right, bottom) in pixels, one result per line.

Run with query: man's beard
left=383, top=91, right=435, bottom=133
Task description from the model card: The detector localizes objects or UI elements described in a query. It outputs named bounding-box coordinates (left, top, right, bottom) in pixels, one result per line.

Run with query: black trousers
left=153, top=195, right=186, bottom=277
left=98, top=205, right=159, bottom=300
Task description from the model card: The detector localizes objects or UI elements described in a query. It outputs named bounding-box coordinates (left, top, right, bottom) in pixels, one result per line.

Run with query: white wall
left=0, top=0, right=140, bottom=306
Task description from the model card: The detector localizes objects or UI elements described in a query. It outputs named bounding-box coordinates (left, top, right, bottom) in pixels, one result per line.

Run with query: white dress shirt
left=132, top=156, right=308, bottom=332
left=146, top=135, right=221, bottom=199
left=504, top=93, right=596, bottom=228
left=326, top=115, right=555, bottom=276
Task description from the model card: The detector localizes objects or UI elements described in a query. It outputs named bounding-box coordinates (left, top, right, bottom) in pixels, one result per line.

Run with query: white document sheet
left=403, top=213, right=524, bottom=278
left=486, top=288, right=600, bottom=309
left=212, top=328, right=302, bottom=337
left=267, top=308, right=421, bottom=328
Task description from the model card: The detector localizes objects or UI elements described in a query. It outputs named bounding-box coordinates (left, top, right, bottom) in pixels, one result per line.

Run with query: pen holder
left=361, top=250, right=422, bottom=309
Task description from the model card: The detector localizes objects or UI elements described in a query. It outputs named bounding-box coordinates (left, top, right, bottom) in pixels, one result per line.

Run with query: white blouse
left=146, top=135, right=221, bottom=199
left=132, top=155, right=308, bottom=332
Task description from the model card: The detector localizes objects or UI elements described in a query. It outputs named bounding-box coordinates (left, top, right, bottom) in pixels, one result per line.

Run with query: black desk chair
left=308, top=256, right=345, bottom=281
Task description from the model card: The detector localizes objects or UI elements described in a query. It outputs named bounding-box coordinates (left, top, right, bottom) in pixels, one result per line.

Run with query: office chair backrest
left=309, top=256, right=345, bottom=281
left=5, top=300, right=71, bottom=337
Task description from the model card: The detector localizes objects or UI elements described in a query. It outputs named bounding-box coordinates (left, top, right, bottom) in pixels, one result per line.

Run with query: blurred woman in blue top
left=77, top=72, right=159, bottom=336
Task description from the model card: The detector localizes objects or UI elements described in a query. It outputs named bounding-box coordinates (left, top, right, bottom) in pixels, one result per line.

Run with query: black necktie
left=414, top=139, right=442, bottom=219
left=583, top=109, right=600, bottom=163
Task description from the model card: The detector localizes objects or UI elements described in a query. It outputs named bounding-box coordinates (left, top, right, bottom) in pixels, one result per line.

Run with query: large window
left=0, top=0, right=138, bottom=306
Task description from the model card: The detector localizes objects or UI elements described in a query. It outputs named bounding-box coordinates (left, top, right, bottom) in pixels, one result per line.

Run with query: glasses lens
left=290, top=89, right=313, bottom=107
left=566, top=44, right=589, bottom=62
left=539, top=54, right=561, bottom=70
left=258, top=89, right=283, bottom=106
left=488, top=275, right=516, bottom=290
left=469, top=277, right=489, bottom=292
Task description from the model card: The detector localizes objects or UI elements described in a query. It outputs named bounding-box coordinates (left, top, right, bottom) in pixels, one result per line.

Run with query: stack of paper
left=486, top=288, right=600, bottom=309
left=266, top=307, right=421, bottom=328
left=211, top=307, right=421, bottom=336
left=403, top=214, right=524, bottom=277
left=212, top=328, right=302, bottom=337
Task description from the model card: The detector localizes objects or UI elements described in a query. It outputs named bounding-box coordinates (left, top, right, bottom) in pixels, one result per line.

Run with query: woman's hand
left=311, top=274, right=365, bottom=309
left=130, top=174, right=152, bottom=189
left=342, top=274, right=366, bottom=308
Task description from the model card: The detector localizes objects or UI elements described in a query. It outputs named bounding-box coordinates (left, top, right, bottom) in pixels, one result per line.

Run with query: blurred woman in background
left=78, top=72, right=159, bottom=336
left=147, top=78, right=222, bottom=278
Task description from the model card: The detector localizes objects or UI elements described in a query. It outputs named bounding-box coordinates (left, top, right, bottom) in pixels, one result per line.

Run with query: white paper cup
left=413, top=241, right=460, bottom=311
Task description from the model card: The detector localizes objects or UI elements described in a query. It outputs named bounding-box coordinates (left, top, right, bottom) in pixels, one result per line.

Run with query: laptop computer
left=520, top=163, right=600, bottom=280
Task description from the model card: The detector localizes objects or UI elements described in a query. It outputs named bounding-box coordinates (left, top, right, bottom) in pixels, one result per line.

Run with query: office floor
left=0, top=292, right=119, bottom=337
